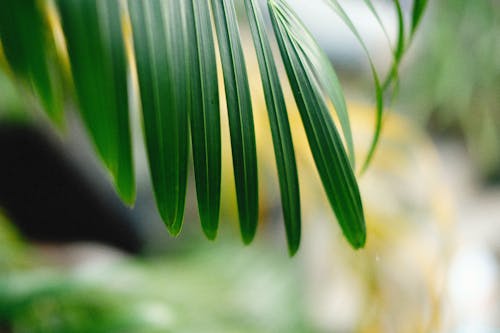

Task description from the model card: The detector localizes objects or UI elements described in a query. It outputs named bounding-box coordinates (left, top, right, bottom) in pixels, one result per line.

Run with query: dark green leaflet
left=276, top=0, right=357, bottom=168
left=411, top=0, right=429, bottom=38
left=57, top=0, right=135, bottom=204
left=210, top=0, right=259, bottom=244
left=187, top=0, right=222, bottom=239
left=0, top=0, right=63, bottom=124
left=269, top=0, right=366, bottom=249
left=244, top=0, right=301, bottom=255
left=128, top=0, right=189, bottom=234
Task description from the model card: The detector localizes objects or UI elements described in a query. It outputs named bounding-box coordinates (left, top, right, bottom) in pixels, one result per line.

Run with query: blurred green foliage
left=0, top=214, right=309, bottom=333
left=401, top=0, right=500, bottom=181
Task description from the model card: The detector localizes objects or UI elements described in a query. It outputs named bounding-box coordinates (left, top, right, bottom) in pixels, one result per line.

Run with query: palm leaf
left=269, top=0, right=366, bottom=249
left=210, top=0, right=259, bottom=244
left=0, top=0, right=428, bottom=253
left=411, top=0, right=428, bottom=38
left=244, top=0, right=301, bottom=255
left=272, top=1, right=356, bottom=167
left=57, top=0, right=135, bottom=204
left=127, top=0, right=190, bottom=234
left=187, top=0, right=222, bottom=239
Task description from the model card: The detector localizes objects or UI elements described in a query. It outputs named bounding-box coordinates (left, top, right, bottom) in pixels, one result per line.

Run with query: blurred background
left=0, top=0, right=499, bottom=332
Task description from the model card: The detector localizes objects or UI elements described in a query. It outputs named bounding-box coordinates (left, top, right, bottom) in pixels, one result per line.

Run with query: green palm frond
left=188, top=0, right=222, bottom=240
left=0, top=0, right=427, bottom=254
left=244, top=0, right=301, bottom=255
left=211, top=0, right=259, bottom=244
left=127, top=0, right=191, bottom=235
left=268, top=0, right=366, bottom=248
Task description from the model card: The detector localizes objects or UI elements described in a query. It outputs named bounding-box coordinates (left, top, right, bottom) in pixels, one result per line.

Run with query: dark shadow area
left=0, top=123, right=143, bottom=254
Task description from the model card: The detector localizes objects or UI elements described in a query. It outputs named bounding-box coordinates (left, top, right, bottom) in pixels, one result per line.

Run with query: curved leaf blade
left=269, top=0, right=366, bottom=249
left=187, top=0, right=222, bottom=240
left=274, top=1, right=356, bottom=167
left=380, top=0, right=406, bottom=92
left=306, top=45, right=356, bottom=168
left=323, top=0, right=385, bottom=173
left=0, top=0, right=63, bottom=124
left=128, top=0, right=189, bottom=234
left=244, top=0, right=301, bottom=255
left=210, top=0, right=259, bottom=244
left=411, top=0, right=428, bottom=38
left=57, top=0, right=135, bottom=204
left=362, top=0, right=392, bottom=48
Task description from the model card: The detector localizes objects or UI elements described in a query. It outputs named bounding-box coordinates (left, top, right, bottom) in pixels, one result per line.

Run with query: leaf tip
left=349, top=231, right=366, bottom=250
left=166, top=223, right=183, bottom=237
left=114, top=175, right=136, bottom=207
left=285, top=222, right=301, bottom=257
left=158, top=208, right=184, bottom=237
left=241, top=231, right=256, bottom=246
left=287, top=243, right=300, bottom=257
left=120, top=195, right=136, bottom=208
left=202, top=226, right=218, bottom=241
